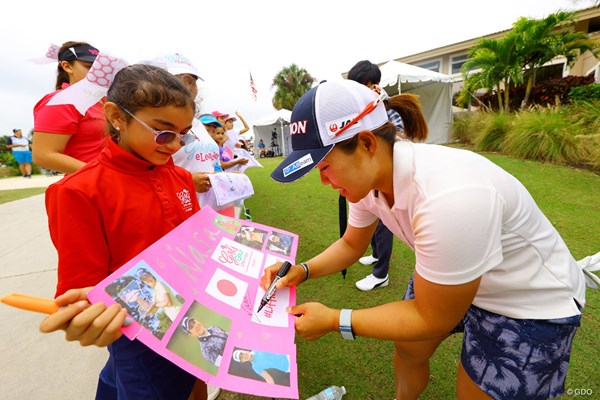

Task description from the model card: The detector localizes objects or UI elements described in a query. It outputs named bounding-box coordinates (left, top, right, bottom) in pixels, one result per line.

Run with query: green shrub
left=557, top=101, right=600, bottom=168
left=452, top=102, right=600, bottom=170
left=450, top=111, right=485, bottom=145
left=569, top=84, right=600, bottom=103
left=503, top=108, right=581, bottom=163
left=575, top=133, right=600, bottom=169
left=564, top=100, right=600, bottom=130
left=0, top=152, right=17, bottom=168
left=474, top=112, right=512, bottom=152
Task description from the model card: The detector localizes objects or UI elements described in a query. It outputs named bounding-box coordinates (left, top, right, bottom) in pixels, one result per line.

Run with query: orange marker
left=1, top=293, right=59, bottom=314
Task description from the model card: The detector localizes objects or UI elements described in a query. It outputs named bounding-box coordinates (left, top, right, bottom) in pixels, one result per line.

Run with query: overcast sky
left=1, top=0, right=592, bottom=138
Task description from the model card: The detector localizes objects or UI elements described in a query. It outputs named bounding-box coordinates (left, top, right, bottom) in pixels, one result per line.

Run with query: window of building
left=416, top=60, right=440, bottom=73
left=451, top=54, right=469, bottom=74
left=589, top=16, right=600, bottom=33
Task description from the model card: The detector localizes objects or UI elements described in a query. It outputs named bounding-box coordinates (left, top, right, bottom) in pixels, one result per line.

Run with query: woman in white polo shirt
left=261, top=80, right=590, bottom=400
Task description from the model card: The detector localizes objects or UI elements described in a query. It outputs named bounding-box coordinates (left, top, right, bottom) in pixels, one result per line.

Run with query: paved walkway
left=0, top=174, right=64, bottom=191
left=0, top=175, right=106, bottom=400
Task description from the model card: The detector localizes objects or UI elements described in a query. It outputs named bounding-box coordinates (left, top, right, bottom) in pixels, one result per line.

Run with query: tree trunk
left=504, top=81, right=511, bottom=113
left=522, top=67, right=537, bottom=109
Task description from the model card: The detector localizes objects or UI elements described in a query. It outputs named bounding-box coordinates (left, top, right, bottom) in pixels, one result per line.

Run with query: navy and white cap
left=271, top=80, right=388, bottom=183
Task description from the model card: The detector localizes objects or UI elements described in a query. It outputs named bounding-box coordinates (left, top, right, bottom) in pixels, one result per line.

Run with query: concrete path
left=0, top=176, right=106, bottom=399
left=0, top=174, right=64, bottom=191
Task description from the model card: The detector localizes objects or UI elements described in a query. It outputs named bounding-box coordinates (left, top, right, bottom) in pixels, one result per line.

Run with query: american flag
left=249, top=72, right=258, bottom=101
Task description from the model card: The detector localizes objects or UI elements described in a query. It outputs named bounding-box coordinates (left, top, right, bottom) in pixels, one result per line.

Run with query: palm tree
left=514, top=11, right=600, bottom=108
left=271, top=64, right=315, bottom=111
left=462, top=33, right=523, bottom=113
left=455, top=70, right=494, bottom=110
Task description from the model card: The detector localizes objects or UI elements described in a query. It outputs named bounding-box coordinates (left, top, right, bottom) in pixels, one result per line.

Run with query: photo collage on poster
left=87, top=207, right=299, bottom=399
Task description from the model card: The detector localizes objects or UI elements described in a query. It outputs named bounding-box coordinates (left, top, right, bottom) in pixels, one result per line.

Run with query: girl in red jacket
left=39, top=64, right=209, bottom=399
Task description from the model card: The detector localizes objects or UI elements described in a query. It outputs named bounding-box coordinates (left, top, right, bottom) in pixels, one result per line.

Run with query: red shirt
left=33, top=83, right=108, bottom=163
left=46, top=140, right=200, bottom=297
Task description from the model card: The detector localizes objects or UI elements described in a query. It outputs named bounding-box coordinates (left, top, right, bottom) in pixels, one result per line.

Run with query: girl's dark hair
left=336, top=94, right=428, bottom=152
left=55, top=41, right=91, bottom=90
left=106, top=64, right=196, bottom=142
left=347, top=60, right=381, bottom=85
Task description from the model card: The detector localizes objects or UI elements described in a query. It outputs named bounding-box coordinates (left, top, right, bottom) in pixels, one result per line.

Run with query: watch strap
left=339, top=309, right=355, bottom=340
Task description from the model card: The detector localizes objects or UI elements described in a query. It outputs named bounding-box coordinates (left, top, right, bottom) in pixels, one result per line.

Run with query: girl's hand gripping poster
left=87, top=207, right=299, bottom=399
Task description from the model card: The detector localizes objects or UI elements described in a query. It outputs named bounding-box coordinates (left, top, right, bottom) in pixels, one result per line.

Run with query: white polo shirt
left=9, top=136, right=30, bottom=152
left=348, top=140, right=585, bottom=319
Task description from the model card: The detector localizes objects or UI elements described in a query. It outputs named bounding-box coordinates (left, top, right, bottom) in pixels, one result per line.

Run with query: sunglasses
left=121, top=108, right=196, bottom=146
left=333, top=92, right=386, bottom=138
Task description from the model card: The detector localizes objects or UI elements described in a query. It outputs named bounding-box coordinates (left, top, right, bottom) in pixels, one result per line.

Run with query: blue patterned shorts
left=403, top=276, right=581, bottom=400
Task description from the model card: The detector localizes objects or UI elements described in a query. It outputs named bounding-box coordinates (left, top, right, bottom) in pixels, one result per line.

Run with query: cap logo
left=167, top=53, right=193, bottom=68
left=327, top=113, right=358, bottom=138
left=290, top=120, right=308, bottom=135
left=283, top=153, right=314, bottom=177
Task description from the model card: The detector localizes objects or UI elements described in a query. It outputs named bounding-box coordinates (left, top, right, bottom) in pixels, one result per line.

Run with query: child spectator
left=210, top=126, right=248, bottom=171
left=223, top=111, right=250, bottom=152
left=39, top=64, right=209, bottom=399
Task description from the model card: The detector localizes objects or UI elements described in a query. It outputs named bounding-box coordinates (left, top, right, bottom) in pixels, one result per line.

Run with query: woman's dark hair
left=55, top=41, right=91, bottom=90
left=336, top=94, right=428, bottom=153
left=106, top=64, right=196, bottom=143
left=387, top=94, right=428, bottom=142
left=347, top=60, right=381, bottom=85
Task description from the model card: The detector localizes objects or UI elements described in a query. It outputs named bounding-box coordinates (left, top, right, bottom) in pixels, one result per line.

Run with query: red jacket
left=46, top=140, right=200, bottom=297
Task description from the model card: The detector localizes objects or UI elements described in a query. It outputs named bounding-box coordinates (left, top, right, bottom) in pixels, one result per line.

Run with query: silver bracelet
left=300, top=262, right=310, bottom=282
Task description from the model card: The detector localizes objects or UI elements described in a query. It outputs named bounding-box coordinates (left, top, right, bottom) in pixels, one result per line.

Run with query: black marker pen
left=257, top=261, right=292, bottom=313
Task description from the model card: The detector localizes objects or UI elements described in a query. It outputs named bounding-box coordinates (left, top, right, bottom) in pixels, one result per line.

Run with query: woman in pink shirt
left=33, top=41, right=107, bottom=173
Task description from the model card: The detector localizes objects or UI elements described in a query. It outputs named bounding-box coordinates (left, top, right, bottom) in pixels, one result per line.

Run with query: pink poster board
left=87, top=207, right=299, bottom=399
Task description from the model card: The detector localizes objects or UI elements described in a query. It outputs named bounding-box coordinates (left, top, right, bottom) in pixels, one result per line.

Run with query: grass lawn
left=2, top=153, right=597, bottom=399
left=0, top=187, right=46, bottom=205
left=219, top=153, right=600, bottom=400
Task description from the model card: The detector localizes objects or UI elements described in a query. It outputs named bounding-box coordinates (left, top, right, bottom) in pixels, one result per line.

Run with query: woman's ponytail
left=387, top=94, right=428, bottom=143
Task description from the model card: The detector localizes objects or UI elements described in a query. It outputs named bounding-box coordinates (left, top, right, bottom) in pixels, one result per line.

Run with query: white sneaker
left=208, top=385, right=220, bottom=400
left=359, top=255, right=379, bottom=265
left=356, top=274, right=389, bottom=291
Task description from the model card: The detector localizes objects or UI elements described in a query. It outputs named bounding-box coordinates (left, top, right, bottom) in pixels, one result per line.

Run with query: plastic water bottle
left=305, top=385, right=346, bottom=400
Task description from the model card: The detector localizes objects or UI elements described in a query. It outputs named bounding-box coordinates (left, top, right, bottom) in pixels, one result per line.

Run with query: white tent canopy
left=252, top=109, right=292, bottom=157
left=379, top=60, right=453, bottom=144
